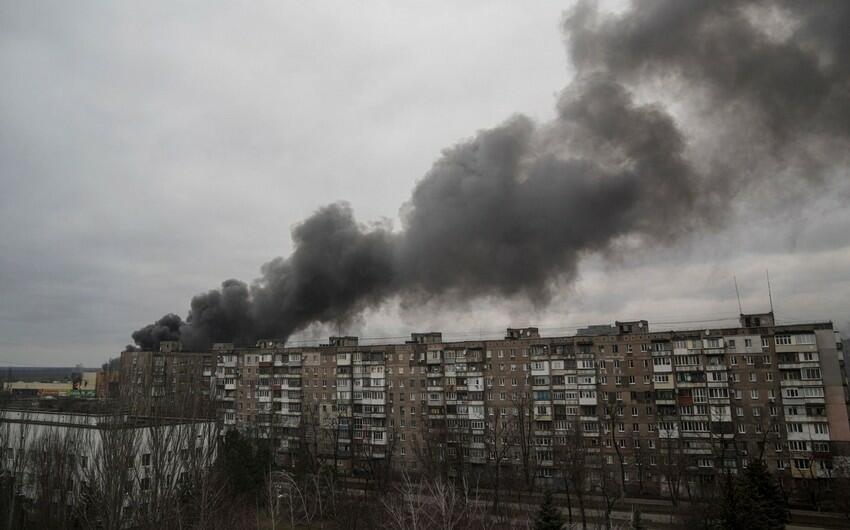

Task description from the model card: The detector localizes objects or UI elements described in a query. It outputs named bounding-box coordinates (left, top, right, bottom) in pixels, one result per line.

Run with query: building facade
left=121, top=313, right=850, bottom=494
left=0, top=408, right=218, bottom=526
left=119, top=343, right=216, bottom=413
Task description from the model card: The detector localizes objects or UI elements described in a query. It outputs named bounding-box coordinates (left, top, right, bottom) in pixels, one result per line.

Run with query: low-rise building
left=0, top=408, right=217, bottom=526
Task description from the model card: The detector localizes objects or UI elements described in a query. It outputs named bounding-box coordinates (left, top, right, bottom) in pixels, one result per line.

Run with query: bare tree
left=29, top=423, right=84, bottom=529
left=78, top=411, right=141, bottom=530
left=413, top=415, right=448, bottom=482
left=485, top=405, right=516, bottom=514
left=556, top=419, right=588, bottom=529
left=382, top=472, right=495, bottom=530
left=512, top=393, right=537, bottom=493
left=1, top=409, right=33, bottom=530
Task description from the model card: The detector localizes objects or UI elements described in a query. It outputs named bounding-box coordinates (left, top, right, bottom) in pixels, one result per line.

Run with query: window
left=788, top=440, right=808, bottom=451
left=798, top=334, right=816, bottom=345
left=745, top=338, right=752, bottom=347
left=776, top=335, right=791, bottom=345
left=750, top=389, right=759, bottom=400
left=802, top=368, right=822, bottom=380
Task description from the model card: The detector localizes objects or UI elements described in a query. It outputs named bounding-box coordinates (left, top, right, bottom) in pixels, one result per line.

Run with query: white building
left=0, top=408, right=217, bottom=526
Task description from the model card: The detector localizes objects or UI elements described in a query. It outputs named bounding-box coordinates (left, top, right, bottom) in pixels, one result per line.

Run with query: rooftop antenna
left=766, top=270, right=775, bottom=315
left=734, top=275, right=743, bottom=315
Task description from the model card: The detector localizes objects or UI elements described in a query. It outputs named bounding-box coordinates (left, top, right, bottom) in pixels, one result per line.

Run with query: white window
left=797, top=334, right=816, bottom=345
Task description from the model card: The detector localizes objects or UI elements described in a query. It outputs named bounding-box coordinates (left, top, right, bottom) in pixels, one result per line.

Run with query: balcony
left=653, top=380, right=675, bottom=390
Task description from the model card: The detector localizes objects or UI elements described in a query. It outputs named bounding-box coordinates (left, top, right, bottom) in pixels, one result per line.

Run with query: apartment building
left=126, top=313, right=849, bottom=494
left=119, top=341, right=216, bottom=413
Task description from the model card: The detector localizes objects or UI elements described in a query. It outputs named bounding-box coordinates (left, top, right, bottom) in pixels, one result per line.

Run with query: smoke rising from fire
left=132, top=0, right=850, bottom=351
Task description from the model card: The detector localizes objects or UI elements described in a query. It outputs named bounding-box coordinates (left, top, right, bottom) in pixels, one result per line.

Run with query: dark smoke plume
left=132, top=0, right=850, bottom=351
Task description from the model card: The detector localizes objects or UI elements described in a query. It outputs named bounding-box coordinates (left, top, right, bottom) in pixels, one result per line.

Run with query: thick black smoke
left=132, top=0, right=850, bottom=351
left=131, top=313, right=182, bottom=350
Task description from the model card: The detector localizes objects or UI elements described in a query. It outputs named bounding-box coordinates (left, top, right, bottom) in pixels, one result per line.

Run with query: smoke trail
left=132, top=0, right=850, bottom=351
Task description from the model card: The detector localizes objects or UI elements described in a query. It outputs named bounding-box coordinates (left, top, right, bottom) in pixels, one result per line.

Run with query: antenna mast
left=766, top=270, right=775, bottom=315
left=734, top=275, right=743, bottom=315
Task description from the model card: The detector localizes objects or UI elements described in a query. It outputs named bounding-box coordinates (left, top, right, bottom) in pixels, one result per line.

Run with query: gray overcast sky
left=1, top=1, right=848, bottom=367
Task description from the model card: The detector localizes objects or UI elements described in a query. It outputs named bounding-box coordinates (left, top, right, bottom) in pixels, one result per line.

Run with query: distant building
left=95, top=368, right=120, bottom=399
left=4, top=371, right=97, bottom=399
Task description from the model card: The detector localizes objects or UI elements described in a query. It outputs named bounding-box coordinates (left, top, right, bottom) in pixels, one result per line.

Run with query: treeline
left=3, top=392, right=850, bottom=529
